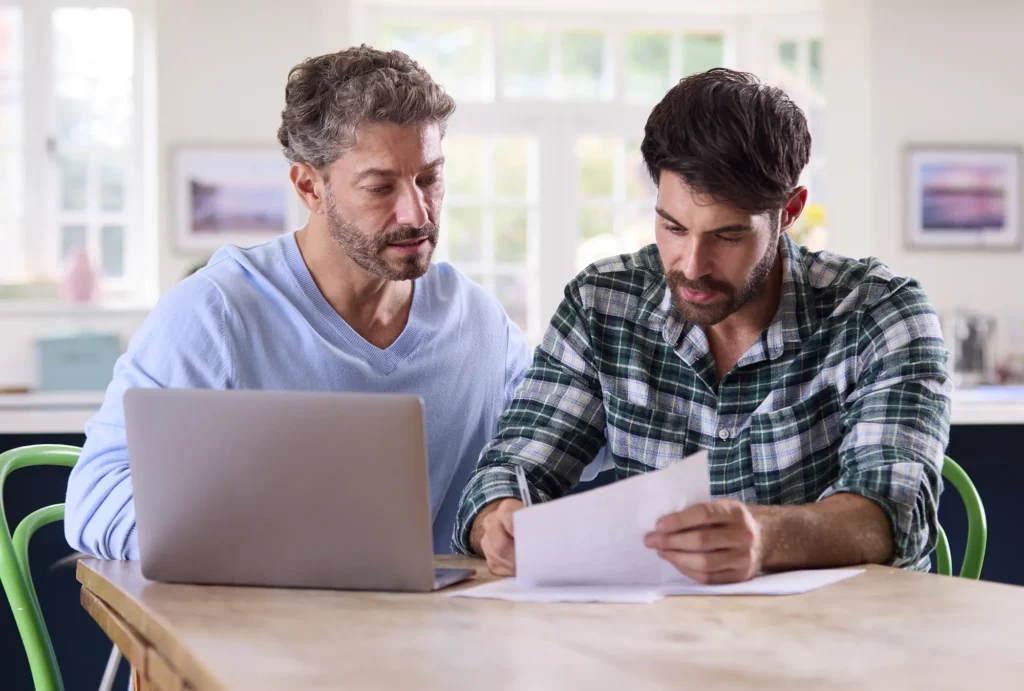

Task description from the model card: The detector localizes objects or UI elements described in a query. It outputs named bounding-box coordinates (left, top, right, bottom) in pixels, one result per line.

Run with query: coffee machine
left=942, top=311, right=996, bottom=388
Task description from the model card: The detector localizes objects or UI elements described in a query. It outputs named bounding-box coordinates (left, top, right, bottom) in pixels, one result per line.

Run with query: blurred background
left=1, top=0, right=1023, bottom=383
left=2, top=0, right=1024, bottom=689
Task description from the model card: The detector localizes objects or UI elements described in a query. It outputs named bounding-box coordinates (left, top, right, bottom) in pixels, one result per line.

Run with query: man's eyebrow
left=655, top=208, right=752, bottom=234
left=353, top=157, right=445, bottom=184
left=655, top=207, right=683, bottom=227
left=709, top=224, right=753, bottom=233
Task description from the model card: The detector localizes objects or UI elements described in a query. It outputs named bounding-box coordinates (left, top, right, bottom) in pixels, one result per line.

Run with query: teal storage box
left=35, top=332, right=122, bottom=391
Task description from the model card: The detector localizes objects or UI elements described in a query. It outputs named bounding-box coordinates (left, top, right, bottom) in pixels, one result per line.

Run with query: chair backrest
left=935, top=456, right=987, bottom=579
left=0, top=444, right=81, bottom=691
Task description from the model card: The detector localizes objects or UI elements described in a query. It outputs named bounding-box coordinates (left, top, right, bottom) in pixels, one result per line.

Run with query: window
left=768, top=34, right=827, bottom=249
left=371, top=8, right=819, bottom=341
left=0, top=1, right=148, bottom=304
left=576, top=135, right=657, bottom=270
left=0, top=7, right=23, bottom=284
left=378, top=21, right=492, bottom=102
left=502, top=26, right=610, bottom=101
left=625, top=31, right=725, bottom=103
left=440, top=134, right=539, bottom=334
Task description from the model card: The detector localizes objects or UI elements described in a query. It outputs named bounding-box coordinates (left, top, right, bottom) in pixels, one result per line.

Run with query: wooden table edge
left=78, top=561, right=225, bottom=691
left=76, top=556, right=492, bottom=691
left=79, top=557, right=994, bottom=691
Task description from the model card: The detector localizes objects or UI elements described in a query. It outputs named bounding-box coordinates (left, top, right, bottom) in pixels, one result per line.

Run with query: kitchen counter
left=0, top=392, right=105, bottom=434
left=3, top=387, right=1024, bottom=435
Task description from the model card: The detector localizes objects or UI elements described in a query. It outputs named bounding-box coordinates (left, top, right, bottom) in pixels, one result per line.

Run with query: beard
left=667, top=232, right=780, bottom=327
left=324, top=190, right=438, bottom=281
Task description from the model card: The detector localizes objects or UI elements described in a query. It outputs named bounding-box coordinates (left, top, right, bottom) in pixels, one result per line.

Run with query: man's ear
left=291, top=162, right=327, bottom=215
left=780, top=187, right=809, bottom=231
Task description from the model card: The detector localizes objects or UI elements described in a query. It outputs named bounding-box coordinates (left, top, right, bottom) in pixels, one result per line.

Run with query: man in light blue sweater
left=64, top=46, right=532, bottom=560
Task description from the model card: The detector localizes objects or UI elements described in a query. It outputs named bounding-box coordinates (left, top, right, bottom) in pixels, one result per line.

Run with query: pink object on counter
left=62, top=248, right=97, bottom=303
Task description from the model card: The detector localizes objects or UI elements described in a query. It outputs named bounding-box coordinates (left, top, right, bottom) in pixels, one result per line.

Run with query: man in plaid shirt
left=454, top=69, right=951, bottom=583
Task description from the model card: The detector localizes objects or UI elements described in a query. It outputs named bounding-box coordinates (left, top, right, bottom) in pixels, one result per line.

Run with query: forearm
left=65, top=423, right=140, bottom=560
left=753, top=493, right=894, bottom=571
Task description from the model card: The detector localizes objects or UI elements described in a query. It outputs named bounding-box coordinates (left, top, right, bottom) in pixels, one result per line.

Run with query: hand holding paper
left=643, top=497, right=766, bottom=584
left=451, top=451, right=863, bottom=602
left=513, top=451, right=713, bottom=587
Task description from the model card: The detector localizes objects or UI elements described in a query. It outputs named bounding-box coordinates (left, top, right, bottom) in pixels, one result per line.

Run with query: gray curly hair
left=277, top=45, right=456, bottom=169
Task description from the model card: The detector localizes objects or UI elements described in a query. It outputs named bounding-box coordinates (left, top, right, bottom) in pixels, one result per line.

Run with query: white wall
left=825, top=0, right=1024, bottom=355
left=155, top=0, right=346, bottom=291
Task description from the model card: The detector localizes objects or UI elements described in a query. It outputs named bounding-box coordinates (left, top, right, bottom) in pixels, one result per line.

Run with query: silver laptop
left=123, top=388, right=473, bottom=592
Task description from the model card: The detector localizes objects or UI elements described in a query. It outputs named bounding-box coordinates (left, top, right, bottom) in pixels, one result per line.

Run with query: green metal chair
left=935, top=456, right=987, bottom=579
left=1, top=444, right=81, bottom=691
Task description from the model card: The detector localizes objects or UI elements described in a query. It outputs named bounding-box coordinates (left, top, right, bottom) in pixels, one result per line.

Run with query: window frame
left=357, top=3, right=822, bottom=342
left=0, top=0, right=154, bottom=308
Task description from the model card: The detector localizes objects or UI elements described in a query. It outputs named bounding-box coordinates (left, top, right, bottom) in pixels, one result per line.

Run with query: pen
left=515, top=464, right=532, bottom=507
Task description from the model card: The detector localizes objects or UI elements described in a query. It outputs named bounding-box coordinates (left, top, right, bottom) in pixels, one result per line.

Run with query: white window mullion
left=536, top=128, right=576, bottom=325
left=603, top=23, right=619, bottom=103
left=669, top=31, right=684, bottom=84
left=23, top=2, right=50, bottom=282
left=482, top=17, right=498, bottom=102
left=550, top=28, right=563, bottom=100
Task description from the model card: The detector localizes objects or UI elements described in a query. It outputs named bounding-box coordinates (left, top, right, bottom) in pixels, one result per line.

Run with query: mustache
left=666, top=270, right=732, bottom=295
left=379, top=224, right=439, bottom=247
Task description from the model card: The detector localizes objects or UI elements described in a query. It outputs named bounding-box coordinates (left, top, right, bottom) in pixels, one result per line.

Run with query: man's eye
left=419, top=177, right=439, bottom=187
left=718, top=235, right=744, bottom=244
left=367, top=186, right=393, bottom=195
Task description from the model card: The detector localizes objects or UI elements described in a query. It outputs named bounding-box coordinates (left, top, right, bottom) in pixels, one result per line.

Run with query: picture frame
left=173, top=146, right=306, bottom=252
left=906, top=145, right=1022, bottom=250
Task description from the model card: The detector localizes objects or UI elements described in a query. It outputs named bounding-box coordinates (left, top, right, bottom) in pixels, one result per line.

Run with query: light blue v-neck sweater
left=64, top=232, right=532, bottom=559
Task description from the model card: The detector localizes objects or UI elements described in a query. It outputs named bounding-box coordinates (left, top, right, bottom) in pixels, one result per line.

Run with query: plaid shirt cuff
left=451, top=465, right=535, bottom=555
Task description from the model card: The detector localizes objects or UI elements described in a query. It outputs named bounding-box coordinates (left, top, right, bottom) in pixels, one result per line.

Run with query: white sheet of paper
left=513, top=451, right=711, bottom=587
left=448, top=579, right=665, bottom=603
left=659, top=568, right=864, bottom=595
left=447, top=569, right=863, bottom=603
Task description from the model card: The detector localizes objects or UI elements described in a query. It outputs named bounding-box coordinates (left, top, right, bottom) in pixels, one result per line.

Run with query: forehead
left=656, top=171, right=757, bottom=227
left=347, top=122, right=442, bottom=160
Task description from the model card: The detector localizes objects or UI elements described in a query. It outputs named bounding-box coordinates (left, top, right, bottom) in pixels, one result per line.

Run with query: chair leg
left=98, top=644, right=122, bottom=691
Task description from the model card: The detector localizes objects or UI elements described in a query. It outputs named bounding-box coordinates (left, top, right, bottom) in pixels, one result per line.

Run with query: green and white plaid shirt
left=453, top=235, right=952, bottom=571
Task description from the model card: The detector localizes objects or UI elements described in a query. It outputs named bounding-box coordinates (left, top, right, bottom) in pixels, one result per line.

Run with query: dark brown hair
left=640, top=68, right=811, bottom=213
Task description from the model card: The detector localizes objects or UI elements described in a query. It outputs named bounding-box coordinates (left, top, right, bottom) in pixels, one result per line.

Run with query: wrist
left=748, top=504, right=809, bottom=572
left=469, top=500, right=506, bottom=556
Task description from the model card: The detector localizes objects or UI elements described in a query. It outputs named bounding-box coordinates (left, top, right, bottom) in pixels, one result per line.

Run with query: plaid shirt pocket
left=748, top=386, right=845, bottom=505
left=605, top=394, right=695, bottom=475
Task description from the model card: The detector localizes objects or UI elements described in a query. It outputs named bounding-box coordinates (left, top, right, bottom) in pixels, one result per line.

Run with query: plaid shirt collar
left=636, top=235, right=811, bottom=380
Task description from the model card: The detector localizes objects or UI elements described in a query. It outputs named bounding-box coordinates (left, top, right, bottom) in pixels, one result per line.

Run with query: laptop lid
left=124, top=388, right=436, bottom=592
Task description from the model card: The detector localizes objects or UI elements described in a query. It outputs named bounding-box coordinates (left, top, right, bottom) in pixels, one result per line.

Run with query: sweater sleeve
left=64, top=275, right=234, bottom=559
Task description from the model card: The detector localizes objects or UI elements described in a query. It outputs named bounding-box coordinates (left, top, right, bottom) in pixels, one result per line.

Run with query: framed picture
left=174, top=147, right=306, bottom=251
left=906, top=145, right=1022, bottom=250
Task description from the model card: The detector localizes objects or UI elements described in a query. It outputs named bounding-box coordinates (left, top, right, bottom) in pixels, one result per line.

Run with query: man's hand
left=643, top=499, right=766, bottom=584
left=469, top=498, right=524, bottom=576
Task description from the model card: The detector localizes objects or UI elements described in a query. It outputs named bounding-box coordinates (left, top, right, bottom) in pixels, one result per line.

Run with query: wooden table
left=78, top=556, right=1024, bottom=690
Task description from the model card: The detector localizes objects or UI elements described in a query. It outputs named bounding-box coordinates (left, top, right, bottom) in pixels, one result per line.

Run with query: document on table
left=516, top=450, right=713, bottom=587
left=449, top=568, right=864, bottom=603
left=448, top=451, right=863, bottom=603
